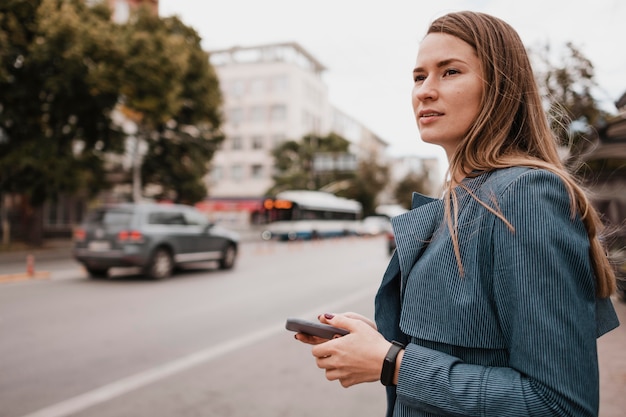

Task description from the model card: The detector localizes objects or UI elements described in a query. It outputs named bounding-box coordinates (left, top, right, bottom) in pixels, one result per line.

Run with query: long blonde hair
left=427, top=11, right=615, bottom=297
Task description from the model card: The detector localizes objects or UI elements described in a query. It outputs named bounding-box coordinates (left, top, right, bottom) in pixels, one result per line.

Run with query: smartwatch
left=380, top=340, right=404, bottom=386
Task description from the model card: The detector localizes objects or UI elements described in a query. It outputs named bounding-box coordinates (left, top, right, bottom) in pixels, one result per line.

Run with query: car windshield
left=86, top=209, right=133, bottom=227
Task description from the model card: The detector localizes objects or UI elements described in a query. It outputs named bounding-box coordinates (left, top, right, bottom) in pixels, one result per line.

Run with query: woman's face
left=412, top=33, right=484, bottom=159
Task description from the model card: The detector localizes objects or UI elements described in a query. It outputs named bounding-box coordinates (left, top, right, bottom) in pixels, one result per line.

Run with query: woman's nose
left=413, top=78, right=437, bottom=102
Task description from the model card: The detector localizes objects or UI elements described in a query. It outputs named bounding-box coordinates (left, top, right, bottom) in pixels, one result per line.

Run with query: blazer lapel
left=392, top=192, right=443, bottom=296
left=375, top=192, right=443, bottom=344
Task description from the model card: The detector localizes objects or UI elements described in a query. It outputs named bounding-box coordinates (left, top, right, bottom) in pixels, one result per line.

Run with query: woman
left=294, top=11, right=620, bottom=417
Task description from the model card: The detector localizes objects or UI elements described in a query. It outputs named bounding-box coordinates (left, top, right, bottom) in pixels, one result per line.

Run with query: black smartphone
left=285, top=317, right=349, bottom=339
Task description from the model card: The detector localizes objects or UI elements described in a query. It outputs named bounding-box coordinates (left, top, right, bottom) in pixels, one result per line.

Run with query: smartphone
left=285, top=317, right=349, bottom=339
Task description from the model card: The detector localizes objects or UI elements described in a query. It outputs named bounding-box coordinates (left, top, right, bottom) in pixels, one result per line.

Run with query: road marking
left=19, top=284, right=378, bottom=417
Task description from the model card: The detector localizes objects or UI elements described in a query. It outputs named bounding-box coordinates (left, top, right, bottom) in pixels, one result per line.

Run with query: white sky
left=159, top=0, right=625, bottom=162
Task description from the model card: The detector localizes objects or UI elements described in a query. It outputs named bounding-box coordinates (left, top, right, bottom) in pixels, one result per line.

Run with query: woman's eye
left=443, top=68, right=460, bottom=77
left=413, top=74, right=426, bottom=82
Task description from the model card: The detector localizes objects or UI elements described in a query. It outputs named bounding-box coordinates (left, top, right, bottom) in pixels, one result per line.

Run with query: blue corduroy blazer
left=375, top=167, right=619, bottom=417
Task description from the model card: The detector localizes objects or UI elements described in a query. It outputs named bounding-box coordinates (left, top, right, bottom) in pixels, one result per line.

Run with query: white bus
left=262, top=190, right=362, bottom=241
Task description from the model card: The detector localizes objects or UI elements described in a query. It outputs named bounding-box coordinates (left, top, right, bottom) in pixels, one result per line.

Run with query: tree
left=530, top=42, right=611, bottom=165
left=119, top=7, right=223, bottom=204
left=339, top=156, right=389, bottom=216
left=267, top=132, right=352, bottom=194
left=0, top=0, right=125, bottom=245
left=394, top=172, right=430, bottom=210
left=0, top=1, right=224, bottom=245
left=268, top=132, right=390, bottom=216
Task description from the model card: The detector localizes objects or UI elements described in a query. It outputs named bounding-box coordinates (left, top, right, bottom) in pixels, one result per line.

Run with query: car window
left=184, top=209, right=210, bottom=226
left=148, top=211, right=186, bottom=225
left=86, top=209, right=133, bottom=227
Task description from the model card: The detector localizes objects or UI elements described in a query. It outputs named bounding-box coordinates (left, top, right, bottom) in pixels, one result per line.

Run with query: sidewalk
left=0, top=238, right=73, bottom=265
left=0, top=239, right=72, bottom=282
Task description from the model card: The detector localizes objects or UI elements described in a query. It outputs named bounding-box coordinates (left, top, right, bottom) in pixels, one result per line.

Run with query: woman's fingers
left=294, top=332, right=327, bottom=345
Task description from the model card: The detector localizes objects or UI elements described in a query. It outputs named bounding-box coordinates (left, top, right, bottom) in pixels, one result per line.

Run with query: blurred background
left=0, top=1, right=624, bottom=417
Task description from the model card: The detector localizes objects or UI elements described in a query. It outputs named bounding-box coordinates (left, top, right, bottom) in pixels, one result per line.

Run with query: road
left=0, top=236, right=624, bottom=417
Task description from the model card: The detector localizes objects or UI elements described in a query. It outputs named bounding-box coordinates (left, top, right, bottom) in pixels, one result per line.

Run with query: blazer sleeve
left=395, top=170, right=611, bottom=416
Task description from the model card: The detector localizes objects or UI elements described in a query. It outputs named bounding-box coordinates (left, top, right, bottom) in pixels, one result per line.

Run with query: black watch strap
left=380, top=341, right=404, bottom=386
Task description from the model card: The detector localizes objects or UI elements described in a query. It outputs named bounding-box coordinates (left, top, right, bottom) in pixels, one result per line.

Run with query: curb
left=0, top=271, right=50, bottom=284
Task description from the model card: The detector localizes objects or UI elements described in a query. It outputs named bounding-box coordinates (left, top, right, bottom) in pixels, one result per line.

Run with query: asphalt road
left=0, top=237, right=389, bottom=417
left=0, top=236, right=624, bottom=417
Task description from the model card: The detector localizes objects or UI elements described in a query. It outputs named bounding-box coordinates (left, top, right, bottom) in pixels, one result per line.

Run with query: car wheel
left=144, top=247, right=173, bottom=279
left=86, top=267, right=109, bottom=279
left=218, top=244, right=237, bottom=270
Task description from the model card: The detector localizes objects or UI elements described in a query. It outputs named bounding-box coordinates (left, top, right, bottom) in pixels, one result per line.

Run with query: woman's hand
left=338, top=312, right=377, bottom=330
left=310, top=313, right=392, bottom=387
left=292, top=311, right=377, bottom=345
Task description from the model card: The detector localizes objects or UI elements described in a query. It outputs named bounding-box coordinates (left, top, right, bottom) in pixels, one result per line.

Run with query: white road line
left=20, top=284, right=378, bottom=417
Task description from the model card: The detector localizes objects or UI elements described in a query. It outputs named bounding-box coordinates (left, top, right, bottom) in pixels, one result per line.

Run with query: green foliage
left=0, top=0, right=125, bottom=206
left=394, top=172, right=430, bottom=210
left=268, top=132, right=352, bottom=194
left=119, top=7, right=224, bottom=204
left=141, top=131, right=221, bottom=204
left=339, top=156, right=389, bottom=216
left=268, top=132, right=389, bottom=216
left=0, top=0, right=224, bottom=244
left=531, top=42, right=611, bottom=162
left=0, top=1, right=223, bottom=204
left=119, top=9, right=186, bottom=126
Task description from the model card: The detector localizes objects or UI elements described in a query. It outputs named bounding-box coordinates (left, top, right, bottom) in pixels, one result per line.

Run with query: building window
left=304, top=80, right=322, bottom=106
left=231, top=136, right=243, bottom=150
left=231, top=164, right=243, bottom=181
left=251, top=164, right=264, bottom=179
left=231, top=80, right=245, bottom=97
left=250, top=78, right=265, bottom=95
left=228, top=108, right=243, bottom=125
left=270, top=104, right=287, bottom=121
left=271, top=75, right=289, bottom=93
left=251, top=135, right=264, bottom=150
left=211, top=165, right=223, bottom=182
left=249, top=106, right=265, bottom=123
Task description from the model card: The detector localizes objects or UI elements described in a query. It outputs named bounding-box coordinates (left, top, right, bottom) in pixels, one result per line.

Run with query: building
left=580, top=111, right=626, bottom=232
left=208, top=42, right=331, bottom=198
left=580, top=102, right=626, bottom=301
left=204, top=42, right=389, bottom=229
left=100, top=0, right=159, bottom=23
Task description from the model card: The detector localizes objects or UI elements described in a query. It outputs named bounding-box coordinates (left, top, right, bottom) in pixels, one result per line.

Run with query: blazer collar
left=411, top=191, right=438, bottom=209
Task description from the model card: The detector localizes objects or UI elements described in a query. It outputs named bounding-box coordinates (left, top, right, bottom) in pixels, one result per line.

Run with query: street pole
left=132, top=134, right=142, bottom=203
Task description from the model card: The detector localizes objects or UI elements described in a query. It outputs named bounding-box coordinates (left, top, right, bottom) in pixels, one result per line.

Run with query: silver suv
left=73, top=203, right=239, bottom=279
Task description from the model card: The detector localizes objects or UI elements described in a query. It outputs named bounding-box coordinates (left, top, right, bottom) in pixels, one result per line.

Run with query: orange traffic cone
left=26, top=254, right=35, bottom=277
